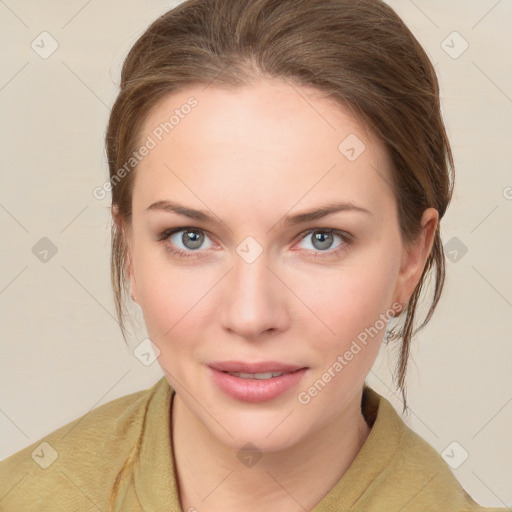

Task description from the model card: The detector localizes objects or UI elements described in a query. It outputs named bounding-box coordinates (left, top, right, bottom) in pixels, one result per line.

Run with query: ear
left=112, top=204, right=138, bottom=303
left=393, top=207, right=439, bottom=310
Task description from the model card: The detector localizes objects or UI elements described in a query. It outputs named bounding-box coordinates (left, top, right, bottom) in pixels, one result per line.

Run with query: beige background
left=0, top=0, right=511, bottom=508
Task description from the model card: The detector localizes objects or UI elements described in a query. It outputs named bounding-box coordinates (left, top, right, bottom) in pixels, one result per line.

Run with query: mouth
left=208, top=360, right=307, bottom=374
left=207, top=361, right=309, bottom=402
left=222, top=370, right=299, bottom=380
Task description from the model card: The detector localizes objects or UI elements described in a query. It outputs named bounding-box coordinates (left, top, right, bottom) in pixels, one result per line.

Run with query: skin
left=121, top=78, right=438, bottom=511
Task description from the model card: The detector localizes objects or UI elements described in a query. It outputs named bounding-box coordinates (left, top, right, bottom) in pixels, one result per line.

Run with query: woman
left=0, top=0, right=506, bottom=510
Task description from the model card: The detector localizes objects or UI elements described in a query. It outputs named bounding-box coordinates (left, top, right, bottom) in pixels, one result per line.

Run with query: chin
left=202, top=408, right=308, bottom=452
left=220, top=426, right=303, bottom=454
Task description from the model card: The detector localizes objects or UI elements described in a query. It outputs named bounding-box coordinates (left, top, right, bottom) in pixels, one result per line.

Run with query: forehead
left=133, top=79, right=395, bottom=219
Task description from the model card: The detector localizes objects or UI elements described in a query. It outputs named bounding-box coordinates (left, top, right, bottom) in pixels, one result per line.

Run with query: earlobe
left=392, top=208, right=439, bottom=309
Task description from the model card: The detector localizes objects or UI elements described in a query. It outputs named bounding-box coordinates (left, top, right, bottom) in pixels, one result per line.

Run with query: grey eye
left=311, top=231, right=334, bottom=250
left=170, top=229, right=210, bottom=251
left=297, top=230, right=343, bottom=252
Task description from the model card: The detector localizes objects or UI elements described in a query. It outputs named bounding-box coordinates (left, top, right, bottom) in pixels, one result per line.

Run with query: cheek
left=137, top=267, right=195, bottom=338
left=132, top=244, right=219, bottom=370
left=295, top=261, right=398, bottom=414
left=296, top=247, right=399, bottom=370
left=131, top=243, right=187, bottom=338
left=304, top=261, right=397, bottom=336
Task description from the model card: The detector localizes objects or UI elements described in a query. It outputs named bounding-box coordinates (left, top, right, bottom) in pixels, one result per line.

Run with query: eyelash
left=157, top=227, right=353, bottom=260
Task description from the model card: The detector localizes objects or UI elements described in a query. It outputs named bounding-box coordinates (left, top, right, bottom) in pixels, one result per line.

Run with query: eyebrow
left=146, top=199, right=372, bottom=225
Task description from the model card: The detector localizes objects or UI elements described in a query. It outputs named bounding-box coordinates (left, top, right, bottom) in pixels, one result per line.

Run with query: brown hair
left=105, top=0, right=454, bottom=413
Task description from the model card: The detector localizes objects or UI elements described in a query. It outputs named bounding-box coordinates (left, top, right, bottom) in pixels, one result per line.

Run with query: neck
left=171, top=390, right=371, bottom=512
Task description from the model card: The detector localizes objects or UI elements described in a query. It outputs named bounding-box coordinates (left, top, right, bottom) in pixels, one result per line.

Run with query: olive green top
left=0, top=376, right=506, bottom=511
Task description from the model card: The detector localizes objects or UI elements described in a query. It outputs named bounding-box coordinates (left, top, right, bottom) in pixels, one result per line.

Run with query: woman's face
left=126, top=78, right=436, bottom=451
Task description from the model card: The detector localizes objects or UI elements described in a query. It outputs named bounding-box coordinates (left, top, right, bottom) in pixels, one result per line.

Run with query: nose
left=219, top=250, right=289, bottom=341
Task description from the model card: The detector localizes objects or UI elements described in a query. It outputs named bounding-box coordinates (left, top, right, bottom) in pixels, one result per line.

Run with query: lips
left=207, top=363, right=309, bottom=402
left=208, top=360, right=307, bottom=373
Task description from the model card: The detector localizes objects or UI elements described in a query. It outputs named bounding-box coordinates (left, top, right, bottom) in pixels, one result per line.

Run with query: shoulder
left=369, top=390, right=505, bottom=511
left=0, top=378, right=168, bottom=511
